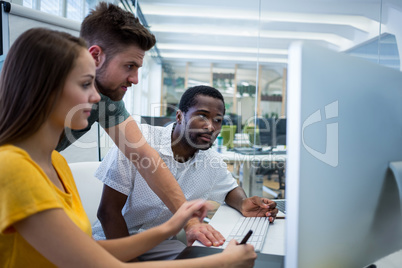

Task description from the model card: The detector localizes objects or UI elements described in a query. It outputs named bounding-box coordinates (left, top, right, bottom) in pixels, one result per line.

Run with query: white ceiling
left=137, top=0, right=384, bottom=72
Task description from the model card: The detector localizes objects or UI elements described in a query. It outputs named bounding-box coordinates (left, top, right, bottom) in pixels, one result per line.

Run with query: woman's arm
left=14, top=208, right=125, bottom=268
left=14, top=203, right=256, bottom=267
left=97, top=200, right=210, bottom=261
left=105, top=116, right=185, bottom=213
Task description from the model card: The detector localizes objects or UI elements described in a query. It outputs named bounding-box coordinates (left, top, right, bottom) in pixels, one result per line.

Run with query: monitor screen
left=286, top=42, right=402, bottom=267
left=275, top=118, right=286, bottom=146
left=223, top=113, right=242, bottom=133
left=257, top=117, right=275, bottom=147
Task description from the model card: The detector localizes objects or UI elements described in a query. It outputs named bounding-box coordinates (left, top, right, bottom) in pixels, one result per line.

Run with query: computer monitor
left=256, top=117, right=275, bottom=147
left=274, top=118, right=286, bottom=146
left=223, top=113, right=242, bottom=133
left=286, top=42, right=402, bottom=268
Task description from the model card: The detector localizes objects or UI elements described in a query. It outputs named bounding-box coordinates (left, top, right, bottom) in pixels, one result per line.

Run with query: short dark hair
left=0, top=28, right=87, bottom=146
left=80, top=2, right=156, bottom=58
left=179, top=85, right=225, bottom=114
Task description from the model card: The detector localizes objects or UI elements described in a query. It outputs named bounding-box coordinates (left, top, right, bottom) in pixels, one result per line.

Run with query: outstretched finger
left=187, top=200, right=213, bottom=222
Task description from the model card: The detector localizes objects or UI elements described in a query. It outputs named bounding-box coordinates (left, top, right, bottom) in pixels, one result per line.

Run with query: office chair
left=68, top=161, right=191, bottom=244
left=256, top=162, right=285, bottom=199
left=243, top=125, right=260, bottom=146
left=254, top=117, right=286, bottom=198
left=68, top=161, right=103, bottom=224
left=220, top=125, right=237, bottom=149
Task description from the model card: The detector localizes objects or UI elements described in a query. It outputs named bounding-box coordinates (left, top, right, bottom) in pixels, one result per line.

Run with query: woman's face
left=52, top=48, right=100, bottom=130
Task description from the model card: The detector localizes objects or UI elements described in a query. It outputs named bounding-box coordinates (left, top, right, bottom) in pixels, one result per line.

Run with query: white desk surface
left=196, top=205, right=402, bottom=266
left=373, top=249, right=402, bottom=267
left=193, top=204, right=285, bottom=256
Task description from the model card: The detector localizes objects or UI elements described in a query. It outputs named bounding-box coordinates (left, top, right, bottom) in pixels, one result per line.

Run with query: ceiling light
left=151, top=24, right=352, bottom=48
left=160, top=53, right=288, bottom=64
left=156, top=43, right=288, bottom=55
left=140, top=4, right=378, bottom=32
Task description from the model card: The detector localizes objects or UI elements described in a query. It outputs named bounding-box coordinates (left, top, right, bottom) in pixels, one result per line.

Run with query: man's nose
left=128, top=73, right=138, bottom=84
left=206, top=120, right=215, bottom=132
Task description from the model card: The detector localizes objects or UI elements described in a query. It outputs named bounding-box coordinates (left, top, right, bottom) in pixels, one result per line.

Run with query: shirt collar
left=158, top=123, right=175, bottom=156
left=159, top=123, right=205, bottom=168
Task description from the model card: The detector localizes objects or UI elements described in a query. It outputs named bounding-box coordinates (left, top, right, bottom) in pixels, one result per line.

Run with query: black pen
left=240, top=230, right=253, bottom=244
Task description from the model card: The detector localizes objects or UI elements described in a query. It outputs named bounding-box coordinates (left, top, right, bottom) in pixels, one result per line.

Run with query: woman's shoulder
left=0, top=144, right=31, bottom=162
left=0, top=145, right=40, bottom=178
left=51, top=150, right=68, bottom=166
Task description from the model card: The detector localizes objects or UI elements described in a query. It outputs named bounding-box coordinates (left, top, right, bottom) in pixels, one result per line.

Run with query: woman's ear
left=88, top=45, right=105, bottom=68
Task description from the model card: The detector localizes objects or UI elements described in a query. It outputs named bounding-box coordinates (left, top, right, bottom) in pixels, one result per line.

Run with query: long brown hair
left=0, top=28, right=87, bottom=146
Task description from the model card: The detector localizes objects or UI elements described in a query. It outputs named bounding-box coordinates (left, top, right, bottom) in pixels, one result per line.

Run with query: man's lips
left=199, top=133, right=212, bottom=142
left=121, top=84, right=131, bottom=91
left=83, top=108, right=92, bottom=116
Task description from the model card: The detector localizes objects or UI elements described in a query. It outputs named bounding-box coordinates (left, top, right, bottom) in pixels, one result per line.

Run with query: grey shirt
left=56, top=93, right=130, bottom=151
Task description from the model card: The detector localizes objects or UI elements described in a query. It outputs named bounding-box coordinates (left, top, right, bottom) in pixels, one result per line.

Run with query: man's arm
left=224, top=186, right=247, bottom=212
left=225, top=186, right=278, bottom=222
left=105, top=116, right=186, bottom=213
left=97, top=185, right=130, bottom=239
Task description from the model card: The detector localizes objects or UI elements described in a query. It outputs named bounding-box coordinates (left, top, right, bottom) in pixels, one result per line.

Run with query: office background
left=2, top=1, right=402, bottom=266
left=2, top=0, right=402, bottom=164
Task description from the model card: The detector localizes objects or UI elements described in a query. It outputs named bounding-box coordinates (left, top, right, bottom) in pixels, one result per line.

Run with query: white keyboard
left=220, top=217, right=270, bottom=252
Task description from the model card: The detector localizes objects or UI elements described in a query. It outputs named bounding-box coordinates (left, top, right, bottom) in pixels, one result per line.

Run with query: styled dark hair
left=80, top=2, right=156, bottom=59
left=179, top=85, right=225, bottom=114
left=0, top=28, right=87, bottom=146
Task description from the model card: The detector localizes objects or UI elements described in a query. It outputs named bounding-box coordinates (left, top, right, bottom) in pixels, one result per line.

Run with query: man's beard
left=95, top=64, right=126, bottom=101
left=185, top=131, right=215, bottom=150
left=94, top=77, right=125, bottom=101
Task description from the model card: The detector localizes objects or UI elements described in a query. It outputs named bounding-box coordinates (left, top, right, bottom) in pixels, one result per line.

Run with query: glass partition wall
left=137, top=0, right=401, bottom=199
